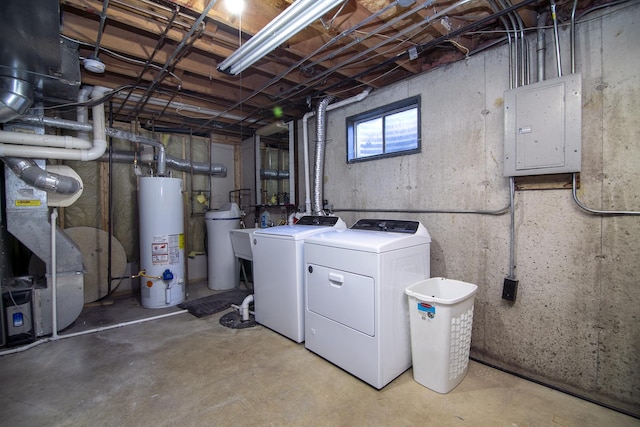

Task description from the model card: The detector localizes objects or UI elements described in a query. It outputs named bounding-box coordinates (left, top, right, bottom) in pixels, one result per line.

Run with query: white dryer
left=252, top=216, right=346, bottom=343
left=304, top=219, right=431, bottom=389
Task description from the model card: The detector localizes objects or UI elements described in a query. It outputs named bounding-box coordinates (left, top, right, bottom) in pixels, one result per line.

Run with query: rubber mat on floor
left=178, top=289, right=251, bottom=318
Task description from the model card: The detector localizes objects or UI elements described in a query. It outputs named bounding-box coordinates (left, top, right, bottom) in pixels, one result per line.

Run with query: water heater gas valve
left=162, top=269, right=174, bottom=281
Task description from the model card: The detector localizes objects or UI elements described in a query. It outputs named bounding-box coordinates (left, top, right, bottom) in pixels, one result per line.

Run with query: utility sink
left=229, top=228, right=257, bottom=261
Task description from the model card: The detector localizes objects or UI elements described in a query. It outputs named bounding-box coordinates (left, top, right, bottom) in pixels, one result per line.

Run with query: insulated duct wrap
left=313, top=96, right=334, bottom=215
left=166, top=156, right=227, bottom=176
left=3, top=157, right=81, bottom=194
left=101, top=150, right=227, bottom=176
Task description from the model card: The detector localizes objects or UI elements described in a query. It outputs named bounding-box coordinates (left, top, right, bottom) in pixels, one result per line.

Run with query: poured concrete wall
left=304, top=3, right=639, bottom=416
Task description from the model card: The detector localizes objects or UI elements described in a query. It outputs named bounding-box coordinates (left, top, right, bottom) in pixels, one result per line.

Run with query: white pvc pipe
left=240, top=294, right=254, bottom=321
left=0, top=132, right=93, bottom=149
left=58, top=310, right=188, bottom=339
left=230, top=303, right=255, bottom=316
left=302, top=88, right=371, bottom=214
left=0, top=310, right=189, bottom=356
left=51, top=208, right=59, bottom=340
left=0, top=86, right=109, bottom=161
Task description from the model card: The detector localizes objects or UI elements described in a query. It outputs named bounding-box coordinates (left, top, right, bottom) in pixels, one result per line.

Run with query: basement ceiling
left=57, top=0, right=600, bottom=138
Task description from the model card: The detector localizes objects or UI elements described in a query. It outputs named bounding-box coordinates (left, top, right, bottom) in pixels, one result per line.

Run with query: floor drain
left=219, top=310, right=257, bottom=329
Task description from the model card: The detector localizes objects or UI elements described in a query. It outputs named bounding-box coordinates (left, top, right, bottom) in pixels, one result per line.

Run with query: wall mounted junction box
left=503, top=73, right=582, bottom=177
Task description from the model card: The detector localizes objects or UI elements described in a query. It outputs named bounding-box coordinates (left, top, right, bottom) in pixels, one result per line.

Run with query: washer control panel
left=296, top=215, right=341, bottom=226
left=350, top=219, right=420, bottom=234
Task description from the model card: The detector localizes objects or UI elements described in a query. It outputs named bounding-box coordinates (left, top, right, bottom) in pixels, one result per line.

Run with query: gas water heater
left=138, top=177, right=185, bottom=308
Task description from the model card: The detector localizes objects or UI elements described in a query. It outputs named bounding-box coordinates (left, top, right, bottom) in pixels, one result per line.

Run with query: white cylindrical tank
left=205, top=203, right=241, bottom=290
left=139, top=177, right=185, bottom=308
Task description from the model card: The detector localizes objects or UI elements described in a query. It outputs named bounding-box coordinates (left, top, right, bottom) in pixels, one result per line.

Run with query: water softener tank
left=139, top=177, right=185, bottom=308
left=205, top=203, right=241, bottom=290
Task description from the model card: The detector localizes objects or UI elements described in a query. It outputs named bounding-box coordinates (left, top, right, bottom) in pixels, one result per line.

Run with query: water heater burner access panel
left=503, top=73, right=582, bottom=177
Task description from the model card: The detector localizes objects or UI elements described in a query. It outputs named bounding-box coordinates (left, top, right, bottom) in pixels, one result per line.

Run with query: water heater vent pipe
left=0, top=86, right=108, bottom=160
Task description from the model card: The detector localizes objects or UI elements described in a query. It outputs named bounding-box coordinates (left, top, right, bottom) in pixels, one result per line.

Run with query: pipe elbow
left=82, top=138, right=107, bottom=161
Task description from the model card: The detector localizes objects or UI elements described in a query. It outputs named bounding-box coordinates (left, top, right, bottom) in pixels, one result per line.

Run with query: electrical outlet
left=502, top=278, right=518, bottom=302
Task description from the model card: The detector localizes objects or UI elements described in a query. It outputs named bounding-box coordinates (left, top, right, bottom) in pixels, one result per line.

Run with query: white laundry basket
left=405, top=277, right=478, bottom=393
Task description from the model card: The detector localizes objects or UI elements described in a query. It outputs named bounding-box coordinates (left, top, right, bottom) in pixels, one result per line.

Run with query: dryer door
left=306, top=264, right=375, bottom=336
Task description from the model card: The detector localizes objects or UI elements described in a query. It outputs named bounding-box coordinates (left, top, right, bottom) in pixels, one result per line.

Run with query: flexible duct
left=312, top=96, right=334, bottom=215
left=0, top=86, right=108, bottom=160
left=102, top=150, right=227, bottom=176
left=2, top=158, right=81, bottom=194
left=303, top=88, right=371, bottom=214
left=166, top=154, right=227, bottom=176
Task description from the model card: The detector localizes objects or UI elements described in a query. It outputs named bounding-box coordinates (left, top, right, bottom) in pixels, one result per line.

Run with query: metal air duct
left=0, top=0, right=63, bottom=122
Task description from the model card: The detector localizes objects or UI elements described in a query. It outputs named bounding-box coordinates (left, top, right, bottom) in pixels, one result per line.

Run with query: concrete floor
left=0, top=281, right=638, bottom=427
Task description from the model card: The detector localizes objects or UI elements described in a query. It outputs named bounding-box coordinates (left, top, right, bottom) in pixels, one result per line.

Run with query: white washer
left=252, top=216, right=346, bottom=343
left=304, top=219, right=431, bottom=389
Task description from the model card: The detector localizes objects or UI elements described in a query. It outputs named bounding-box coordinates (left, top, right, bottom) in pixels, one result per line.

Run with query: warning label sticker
left=15, top=200, right=41, bottom=207
left=151, top=235, right=181, bottom=265
left=151, top=240, right=169, bottom=264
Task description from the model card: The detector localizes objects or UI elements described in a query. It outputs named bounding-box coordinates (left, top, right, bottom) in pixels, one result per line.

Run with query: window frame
left=346, top=95, right=421, bottom=163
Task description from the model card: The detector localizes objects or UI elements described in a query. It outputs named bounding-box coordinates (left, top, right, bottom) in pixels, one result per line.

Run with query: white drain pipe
left=230, top=294, right=255, bottom=321
left=0, top=86, right=108, bottom=160
left=0, top=310, right=189, bottom=356
left=240, top=294, right=253, bottom=321
left=51, top=208, right=59, bottom=340
left=0, top=132, right=93, bottom=150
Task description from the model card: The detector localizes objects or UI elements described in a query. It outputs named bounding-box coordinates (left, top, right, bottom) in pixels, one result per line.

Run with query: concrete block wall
left=304, top=3, right=639, bottom=416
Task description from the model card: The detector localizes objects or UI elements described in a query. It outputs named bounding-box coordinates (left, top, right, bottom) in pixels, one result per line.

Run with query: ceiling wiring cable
left=318, top=0, right=539, bottom=97
left=193, top=0, right=404, bottom=133
left=61, top=34, right=183, bottom=85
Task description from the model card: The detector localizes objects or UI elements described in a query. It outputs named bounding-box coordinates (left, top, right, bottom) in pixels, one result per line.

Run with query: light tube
left=217, top=0, right=344, bottom=75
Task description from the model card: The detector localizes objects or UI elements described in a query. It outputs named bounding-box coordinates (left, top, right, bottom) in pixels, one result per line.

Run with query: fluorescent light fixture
left=217, top=0, right=344, bottom=75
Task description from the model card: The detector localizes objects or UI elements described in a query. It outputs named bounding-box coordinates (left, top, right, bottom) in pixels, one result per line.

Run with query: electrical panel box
left=503, top=73, right=582, bottom=177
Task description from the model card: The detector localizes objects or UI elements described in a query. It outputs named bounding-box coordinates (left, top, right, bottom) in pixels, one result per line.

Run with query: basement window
left=347, top=96, right=421, bottom=163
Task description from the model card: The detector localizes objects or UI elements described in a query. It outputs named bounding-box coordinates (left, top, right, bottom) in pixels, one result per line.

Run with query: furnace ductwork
left=2, top=157, right=81, bottom=194
left=0, top=77, right=34, bottom=123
